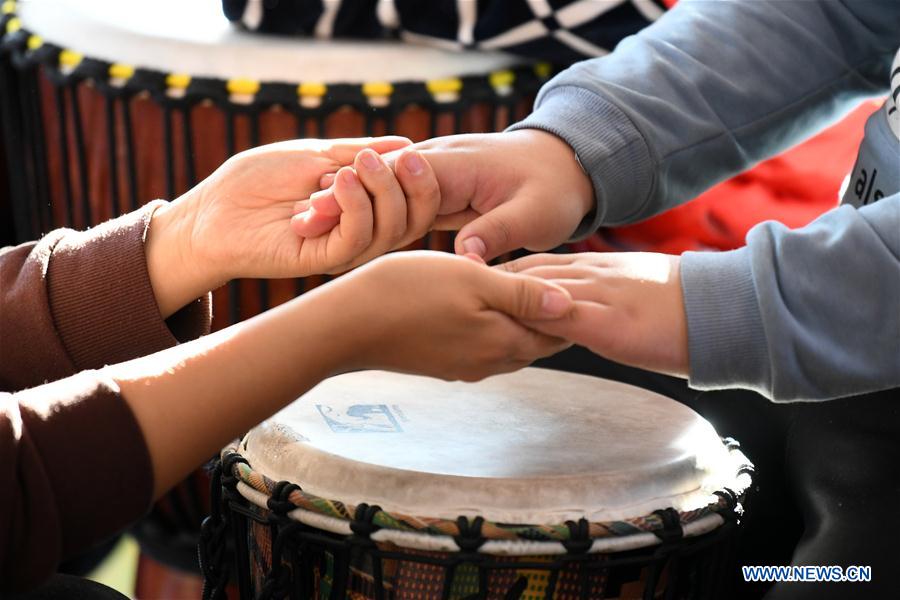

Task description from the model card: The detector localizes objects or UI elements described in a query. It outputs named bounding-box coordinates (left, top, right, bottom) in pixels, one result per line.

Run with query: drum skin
left=241, top=369, right=735, bottom=524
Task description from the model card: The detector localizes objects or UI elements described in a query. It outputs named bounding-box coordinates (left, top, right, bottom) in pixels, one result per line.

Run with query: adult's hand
left=330, top=250, right=575, bottom=381
left=146, top=136, right=436, bottom=316
left=496, top=252, right=689, bottom=377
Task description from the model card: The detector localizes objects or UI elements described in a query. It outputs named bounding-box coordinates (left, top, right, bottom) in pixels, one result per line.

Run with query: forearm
left=107, top=280, right=352, bottom=496
left=0, top=282, right=347, bottom=591
left=512, top=0, right=896, bottom=231
left=682, top=194, right=900, bottom=401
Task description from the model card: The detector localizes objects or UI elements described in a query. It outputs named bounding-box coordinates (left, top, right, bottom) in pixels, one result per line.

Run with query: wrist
left=146, top=200, right=221, bottom=318
left=513, top=128, right=594, bottom=219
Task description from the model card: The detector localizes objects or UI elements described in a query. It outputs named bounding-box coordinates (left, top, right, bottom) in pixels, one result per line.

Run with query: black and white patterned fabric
left=222, top=0, right=669, bottom=64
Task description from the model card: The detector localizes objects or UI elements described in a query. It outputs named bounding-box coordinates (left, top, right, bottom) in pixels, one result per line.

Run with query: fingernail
left=461, top=236, right=486, bottom=257
left=541, top=290, right=571, bottom=317
left=359, top=149, right=381, bottom=171
left=403, top=151, right=425, bottom=176
left=462, top=252, right=487, bottom=265
left=321, top=173, right=336, bottom=186
left=339, top=168, right=359, bottom=186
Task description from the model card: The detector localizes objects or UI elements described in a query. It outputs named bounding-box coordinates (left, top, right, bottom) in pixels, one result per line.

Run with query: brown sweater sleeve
left=0, top=203, right=212, bottom=592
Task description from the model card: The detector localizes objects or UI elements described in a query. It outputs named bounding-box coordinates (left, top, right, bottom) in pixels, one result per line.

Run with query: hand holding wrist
left=497, top=252, right=689, bottom=377
left=145, top=199, right=223, bottom=318
left=387, top=129, right=595, bottom=261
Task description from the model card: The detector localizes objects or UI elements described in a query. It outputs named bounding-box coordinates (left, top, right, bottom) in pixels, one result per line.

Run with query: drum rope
left=199, top=451, right=246, bottom=600
left=257, top=481, right=305, bottom=600
left=650, top=508, right=684, bottom=544
left=216, top=441, right=752, bottom=548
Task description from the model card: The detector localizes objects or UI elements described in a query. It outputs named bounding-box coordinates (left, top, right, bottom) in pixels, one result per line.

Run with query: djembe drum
left=205, top=369, right=753, bottom=600
left=0, top=0, right=547, bottom=593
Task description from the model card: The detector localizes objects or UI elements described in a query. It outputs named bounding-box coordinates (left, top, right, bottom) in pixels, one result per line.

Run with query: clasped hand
left=290, top=130, right=689, bottom=378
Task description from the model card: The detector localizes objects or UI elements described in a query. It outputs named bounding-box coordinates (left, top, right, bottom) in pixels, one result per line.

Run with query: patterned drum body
left=208, top=369, right=753, bottom=599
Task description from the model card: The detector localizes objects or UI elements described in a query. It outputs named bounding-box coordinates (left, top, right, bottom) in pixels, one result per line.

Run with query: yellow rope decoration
left=26, top=34, right=42, bottom=51
left=227, top=78, right=260, bottom=96
left=109, top=63, right=134, bottom=80
left=489, top=69, right=515, bottom=89
left=362, top=81, right=393, bottom=97
left=5, top=16, right=20, bottom=33
left=166, top=73, right=191, bottom=90
left=59, top=49, right=83, bottom=68
left=534, top=62, right=552, bottom=79
left=426, top=78, right=462, bottom=95
left=1, top=1, right=15, bottom=16
left=297, top=82, right=327, bottom=97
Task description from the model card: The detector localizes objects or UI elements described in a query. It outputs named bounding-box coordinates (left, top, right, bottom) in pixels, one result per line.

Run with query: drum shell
left=220, top=494, right=739, bottom=600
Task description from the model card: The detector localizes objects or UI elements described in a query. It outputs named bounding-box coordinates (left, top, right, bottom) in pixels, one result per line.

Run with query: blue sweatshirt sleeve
left=510, top=0, right=898, bottom=233
left=680, top=194, right=900, bottom=401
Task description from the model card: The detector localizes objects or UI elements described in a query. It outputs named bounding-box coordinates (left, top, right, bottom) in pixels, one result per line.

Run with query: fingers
left=496, top=259, right=613, bottom=304
left=454, top=196, right=549, bottom=262
left=394, top=150, right=440, bottom=247
left=322, top=167, right=373, bottom=265
left=366, top=136, right=413, bottom=155
left=291, top=207, right=340, bottom=239
left=433, top=209, right=480, bottom=231
left=351, top=148, right=408, bottom=260
left=494, top=252, right=579, bottom=273
left=506, top=320, right=573, bottom=363
left=520, top=301, right=612, bottom=353
left=324, top=136, right=412, bottom=165
left=310, top=189, right=341, bottom=217
left=319, top=172, right=335, bottom=189
left=478, top=268, right=574, bottom=321
left=317, top=137, right=411, bottom=186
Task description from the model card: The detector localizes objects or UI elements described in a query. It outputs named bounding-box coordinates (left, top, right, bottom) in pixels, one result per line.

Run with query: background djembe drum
left=0, top=0, right=550, bottom=595
left=0, top=1, right=548, bottom=327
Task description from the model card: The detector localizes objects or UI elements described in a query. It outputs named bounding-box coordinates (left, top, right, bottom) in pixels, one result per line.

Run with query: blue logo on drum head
left=316, top=404, right=403, bottom=433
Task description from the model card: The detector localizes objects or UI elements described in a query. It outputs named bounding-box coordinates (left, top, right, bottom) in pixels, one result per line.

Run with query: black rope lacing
left=651, top=507, right=684, bottom=544
left=199, top=451, right=247, bottom=600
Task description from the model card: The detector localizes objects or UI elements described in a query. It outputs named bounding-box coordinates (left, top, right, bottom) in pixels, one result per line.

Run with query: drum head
left=18, top=0, right=525, bottom=83
left=241, top=369, right=735, bottom=524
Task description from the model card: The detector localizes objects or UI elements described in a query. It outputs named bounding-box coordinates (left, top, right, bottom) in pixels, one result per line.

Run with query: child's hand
left=317, top=251, right=574, bottom=381
left=496, top=252, right=689, bottom=377
left=291, top=148, right=439, bottom=270
left=294, top=129, right=594, bottom=263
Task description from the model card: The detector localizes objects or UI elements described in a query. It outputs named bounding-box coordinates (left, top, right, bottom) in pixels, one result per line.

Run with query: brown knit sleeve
left=0, top=201, right=212, bottom=391
left=0, top=373, right=152, bottom=593
left=0, top=203, right=213, bottom=592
